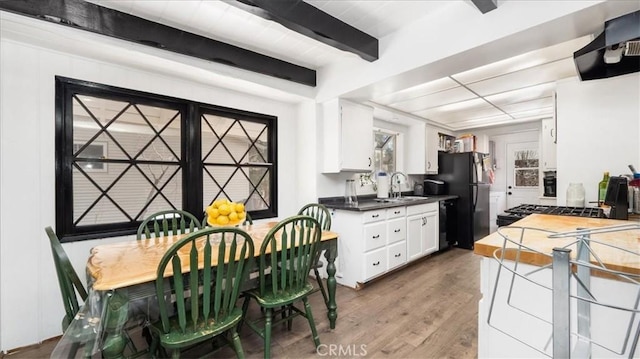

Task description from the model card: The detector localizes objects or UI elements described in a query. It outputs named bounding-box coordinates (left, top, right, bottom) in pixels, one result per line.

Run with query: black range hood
left=574, top=10, right=640, bottom=81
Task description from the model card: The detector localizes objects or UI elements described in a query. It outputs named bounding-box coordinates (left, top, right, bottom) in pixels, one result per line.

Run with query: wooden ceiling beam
left=230, top=0, right=379, bottom=62
left=470, top=0, right=498, bottom=14
left=0, top=0, right=316, bottom=86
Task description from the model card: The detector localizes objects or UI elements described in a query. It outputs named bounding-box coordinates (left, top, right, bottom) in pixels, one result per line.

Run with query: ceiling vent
left=574, top=10, right=640, bottom=81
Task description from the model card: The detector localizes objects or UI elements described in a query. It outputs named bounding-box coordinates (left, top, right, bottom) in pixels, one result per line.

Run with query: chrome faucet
left=389, top=171, right=407, bottom=198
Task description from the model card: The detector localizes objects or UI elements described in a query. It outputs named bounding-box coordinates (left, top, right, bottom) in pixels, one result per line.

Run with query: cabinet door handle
left=372, top=234, right=380, bottom=239
left=394, top=229, right=401, bottom=233
left=551, top=128, right=554, bottom=138
left=372, top=214, right=380, bottom=218
left=394, top=253, right=402, bottom=258
left=368, top=157, right=372, bottom=167
left=372, top=261, right=380, bottom=266
left=394, top=210, right=401, bottom=214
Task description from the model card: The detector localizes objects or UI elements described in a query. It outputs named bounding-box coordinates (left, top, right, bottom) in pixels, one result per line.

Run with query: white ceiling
left=85, top=1, right=624, bottom=131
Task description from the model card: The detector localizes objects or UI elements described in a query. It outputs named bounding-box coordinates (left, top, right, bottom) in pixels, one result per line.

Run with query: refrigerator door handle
left=471, top=183, right=478, bottom=212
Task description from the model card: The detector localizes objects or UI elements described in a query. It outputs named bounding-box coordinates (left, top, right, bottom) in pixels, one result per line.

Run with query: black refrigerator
left=428, top=152, right=490, bottom=250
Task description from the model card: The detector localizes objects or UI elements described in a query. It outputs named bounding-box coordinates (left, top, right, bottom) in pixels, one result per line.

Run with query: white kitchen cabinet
left=541, top=118, right=557, bottom=170
left=322, top=99, right=374, bottom=173
left=406, top=124, right=439, bottom=174
left=332, top=207, right=402, bottom=288
left=489, top=191, right=507, bottom=233
left=406, top=203, right=439, bottom=261
left=425, top=126, right=439, bottom=174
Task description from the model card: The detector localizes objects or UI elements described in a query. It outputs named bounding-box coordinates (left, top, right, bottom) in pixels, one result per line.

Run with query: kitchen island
left=474, top=214, right=640, bottom=358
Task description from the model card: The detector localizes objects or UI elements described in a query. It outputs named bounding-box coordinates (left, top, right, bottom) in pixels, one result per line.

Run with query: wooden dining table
left=53, top=222, right=339, bottom=359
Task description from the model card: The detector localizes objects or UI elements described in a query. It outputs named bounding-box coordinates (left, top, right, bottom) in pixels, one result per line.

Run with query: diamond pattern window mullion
left=237, top=123, right=269, bottom=164
left=133, top=165, right=182, bottom=220
left=72, top=163, right=135, bottom=225
left=131, top=104, right=181, bottom=161
left=73, top=95, right=133, bottom=161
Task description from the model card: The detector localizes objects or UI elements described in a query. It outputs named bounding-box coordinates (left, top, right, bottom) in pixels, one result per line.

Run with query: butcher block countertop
left=474, top=214, right=640, bottom=277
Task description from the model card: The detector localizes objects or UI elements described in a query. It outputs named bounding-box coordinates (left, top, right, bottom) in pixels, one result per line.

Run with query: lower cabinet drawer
left=363, top=248, right=387, bottom=280
left=364, top=222, right=387, bottom=252
left=388, top=241, right=407, bottom=270
left=387, top=218, right=406, bottom=244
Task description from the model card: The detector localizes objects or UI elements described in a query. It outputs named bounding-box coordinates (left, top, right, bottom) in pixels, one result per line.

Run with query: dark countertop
left=319, top=194, right=458, bottom=212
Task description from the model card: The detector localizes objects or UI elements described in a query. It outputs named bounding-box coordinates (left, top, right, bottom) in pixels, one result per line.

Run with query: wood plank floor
left=4, top=248, right=481, bottom=359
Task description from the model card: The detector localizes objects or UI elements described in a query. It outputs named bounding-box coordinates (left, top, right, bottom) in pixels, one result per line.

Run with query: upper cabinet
left=322, top=99, right=374, bottom=173
left=541, top=118, right=557, bottom=170
left=424, top=127, right=439, bottom=174
left=406, top=123, right=439, bottom=175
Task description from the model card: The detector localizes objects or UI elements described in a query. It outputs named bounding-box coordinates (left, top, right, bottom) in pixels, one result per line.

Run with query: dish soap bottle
left=598, top=171, right=610, bottom=207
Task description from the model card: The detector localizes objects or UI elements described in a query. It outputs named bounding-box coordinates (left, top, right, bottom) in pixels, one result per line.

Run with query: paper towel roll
left=377, top=172, right=389, bottom=198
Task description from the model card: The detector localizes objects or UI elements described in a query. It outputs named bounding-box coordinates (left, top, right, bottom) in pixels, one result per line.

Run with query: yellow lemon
left=235, top=203, right=245, bottom=213
left=228, top=212, right=238, bottom=222
left=207, top=207, right=219, bottom=218
left=238, top=211, right=246, bottom=220
left=230, top=219, right=241, bottom=226
left=218, top=204, right=231, bottom=216
left=209, top=208, right=220, bottom=219
left=216, top=215, right=229, bottom=225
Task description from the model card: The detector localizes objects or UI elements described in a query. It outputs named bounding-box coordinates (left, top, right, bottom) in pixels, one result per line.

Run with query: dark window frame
left=55, top=77, right=278, bottom=242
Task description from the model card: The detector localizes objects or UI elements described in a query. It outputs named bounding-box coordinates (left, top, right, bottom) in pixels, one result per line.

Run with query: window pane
left=373, top=131, right=396, bottom=173
left=73, top=96, right=181, bottom=161
left=514, top=150, right=539, bottom=168
left=515, top=169, right=539, bottom=187
left=201, top=112, right=273, bottom=217
left=71, top=93, right=183, bottom=228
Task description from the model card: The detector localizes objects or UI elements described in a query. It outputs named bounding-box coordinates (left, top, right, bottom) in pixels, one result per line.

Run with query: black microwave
left=424, top=179, right=446, bottom=195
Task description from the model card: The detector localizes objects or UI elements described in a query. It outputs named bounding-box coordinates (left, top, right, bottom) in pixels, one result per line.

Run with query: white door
left=506, top=142, right=541, bottom=208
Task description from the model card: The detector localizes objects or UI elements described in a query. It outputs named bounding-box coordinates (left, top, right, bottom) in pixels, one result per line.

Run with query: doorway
left=506, top=141, right=540, bottom=208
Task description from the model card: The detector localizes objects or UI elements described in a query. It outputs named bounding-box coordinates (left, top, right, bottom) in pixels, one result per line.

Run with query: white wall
left=556, top=74, right=640, bottom=206
left=0, top=37, right=304, bottom=351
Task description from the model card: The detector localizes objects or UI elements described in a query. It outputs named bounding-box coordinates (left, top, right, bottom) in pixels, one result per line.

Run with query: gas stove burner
left=497, top=204, right=605, bottom=227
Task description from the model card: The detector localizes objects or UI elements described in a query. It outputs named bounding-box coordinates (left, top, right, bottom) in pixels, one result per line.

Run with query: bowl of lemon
left=206, top=198, right=246, bottom=227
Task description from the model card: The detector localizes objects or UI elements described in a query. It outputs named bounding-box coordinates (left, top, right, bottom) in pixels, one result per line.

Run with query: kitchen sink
left=372, top=196, right=428, bottom=204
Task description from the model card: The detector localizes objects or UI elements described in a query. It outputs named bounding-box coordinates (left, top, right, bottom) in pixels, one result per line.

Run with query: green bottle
left=598, top=171, right=610, bottom=206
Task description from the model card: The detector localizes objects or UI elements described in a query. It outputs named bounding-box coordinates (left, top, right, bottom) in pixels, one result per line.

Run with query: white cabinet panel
left=407, top=204, right=439, bottom=260
left=363, top=248, right=387, bottom=280
left=387, top=241, right=407, bottom=270
left=423, top=210, right=439, bottom=255
left=322, top=99, right=374, bottom=173
left=364, top=222, right=387, bottom=252
left=387, top=206, right=406, bottom=219
left=363, top=209, right=386, bottom=223
left=541, top=118, right=556, bottom=170
left=425, top=126, right=439, bottom=174
left=407, top=214, right=424, bottom=261
left=387, top=217, right=405, bottom=244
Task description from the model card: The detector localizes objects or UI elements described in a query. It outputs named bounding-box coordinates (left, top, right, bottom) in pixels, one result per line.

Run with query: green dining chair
left=46, top=227, right=89, bottom=332
left=241, top=215, right=322, bottom=359
left=46, top=227, right=138, bottom=358
left=147, top=226, right=255, bottom=359
left=136, top=209, right=202, bottom=240
left=297, top=203, right=332, bottom=305
left=46, top=225, right=96, bottom=358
